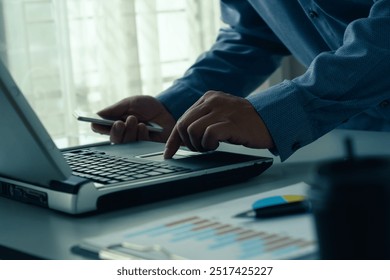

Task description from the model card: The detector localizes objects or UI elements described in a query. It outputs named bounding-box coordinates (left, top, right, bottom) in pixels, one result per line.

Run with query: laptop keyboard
left=63, top=149, right=190, bottom=185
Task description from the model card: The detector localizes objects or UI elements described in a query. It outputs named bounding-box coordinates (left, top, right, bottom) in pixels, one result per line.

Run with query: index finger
left=163, top=126, right=182, bottom=159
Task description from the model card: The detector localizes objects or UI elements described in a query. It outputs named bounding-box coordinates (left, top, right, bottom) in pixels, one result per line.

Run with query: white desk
left=0, top=129, right=388, bottom=259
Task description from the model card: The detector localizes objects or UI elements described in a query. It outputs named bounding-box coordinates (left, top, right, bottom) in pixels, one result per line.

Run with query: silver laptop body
left=0, top=61, right=273, bottom=214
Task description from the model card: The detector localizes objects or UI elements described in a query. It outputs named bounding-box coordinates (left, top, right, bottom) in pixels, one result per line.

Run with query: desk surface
left=1, top=129, right=389, bottom=259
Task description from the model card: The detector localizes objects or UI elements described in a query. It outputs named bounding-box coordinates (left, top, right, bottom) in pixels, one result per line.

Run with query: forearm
left=157, top=1, right=290, bottom=120
left=248, top=2, right=390, bottom=161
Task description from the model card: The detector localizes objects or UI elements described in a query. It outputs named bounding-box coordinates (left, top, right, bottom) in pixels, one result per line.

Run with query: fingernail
left=163, top=149, right=169, bottom=159
left=163, top=148, right=172, bottom=159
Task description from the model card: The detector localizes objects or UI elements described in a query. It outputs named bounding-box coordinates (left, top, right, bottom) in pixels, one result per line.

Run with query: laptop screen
left=0, top=60, right=71, bottom=186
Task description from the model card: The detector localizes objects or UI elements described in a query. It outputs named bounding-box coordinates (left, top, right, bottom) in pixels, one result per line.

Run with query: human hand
left=92, top=95, right=176, bottom=143
left=163, top=91, right=274, bottom=158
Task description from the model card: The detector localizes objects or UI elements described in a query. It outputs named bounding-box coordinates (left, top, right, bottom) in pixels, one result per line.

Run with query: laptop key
left=132, top=174, right=148, bottom=179
left=145, top=171, right=163, bottom=176
left=154, top=168, right=177, bottom=174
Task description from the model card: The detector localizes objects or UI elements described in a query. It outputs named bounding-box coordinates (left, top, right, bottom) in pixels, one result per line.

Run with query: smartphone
left=73, top=111, right=163, bottom=133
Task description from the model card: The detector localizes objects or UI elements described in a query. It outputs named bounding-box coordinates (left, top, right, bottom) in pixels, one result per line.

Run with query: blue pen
left=234, top=195, right=311, bottom=219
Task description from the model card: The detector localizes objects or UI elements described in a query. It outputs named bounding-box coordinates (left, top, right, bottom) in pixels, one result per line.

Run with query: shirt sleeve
left=156, top=0, right=290, bottom=121
left=247, top=0, right=390, bottom=161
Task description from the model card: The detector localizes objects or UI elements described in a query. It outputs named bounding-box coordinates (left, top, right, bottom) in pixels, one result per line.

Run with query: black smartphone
left=73, top=111, right=163, bottom=132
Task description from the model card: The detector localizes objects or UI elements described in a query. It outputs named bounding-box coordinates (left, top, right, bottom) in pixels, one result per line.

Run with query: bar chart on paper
left=117, top=215, right=315, bottom=259
left=77, top=183, right=317, bottom=259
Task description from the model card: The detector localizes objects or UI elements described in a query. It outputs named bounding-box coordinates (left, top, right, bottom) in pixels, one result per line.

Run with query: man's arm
left=157, top=1, right=290, bottom=121
left=247, top=0, right=390, bottom=161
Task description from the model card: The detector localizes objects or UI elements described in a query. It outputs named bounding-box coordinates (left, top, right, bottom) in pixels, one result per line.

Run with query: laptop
left=0, top=60, right=273, bottom=214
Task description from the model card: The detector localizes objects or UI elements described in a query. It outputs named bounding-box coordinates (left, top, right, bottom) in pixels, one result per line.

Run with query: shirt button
left=292, top=142, right=301, bottom=152
left=380, top=100, right=389, bottom=108
left=308, top=9, right=319, bottom=19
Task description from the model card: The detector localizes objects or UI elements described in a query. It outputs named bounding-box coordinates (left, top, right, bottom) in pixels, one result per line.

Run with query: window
left=1, top=0, right=303, bottom=148
left=0, top=0, right=221, bottom=147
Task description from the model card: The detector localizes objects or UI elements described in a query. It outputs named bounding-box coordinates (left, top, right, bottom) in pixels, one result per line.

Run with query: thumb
left=97, top=98, right=131, bottom=120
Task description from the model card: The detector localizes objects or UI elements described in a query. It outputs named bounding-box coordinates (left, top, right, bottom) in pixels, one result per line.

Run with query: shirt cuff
left=156, top=82, right=202, bottom=121
left=247, top=81, right=314, bottom=161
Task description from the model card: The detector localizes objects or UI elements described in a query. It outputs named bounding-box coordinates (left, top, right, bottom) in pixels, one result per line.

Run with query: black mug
left=309, top=157, right=390, bottom=259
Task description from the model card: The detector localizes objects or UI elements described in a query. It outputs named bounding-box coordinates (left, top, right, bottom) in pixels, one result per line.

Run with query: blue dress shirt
left=157, top=0, right=390, bottom=161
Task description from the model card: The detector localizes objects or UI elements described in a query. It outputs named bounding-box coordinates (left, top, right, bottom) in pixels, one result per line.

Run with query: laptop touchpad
left=137, top=150, right=202, bottom=161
